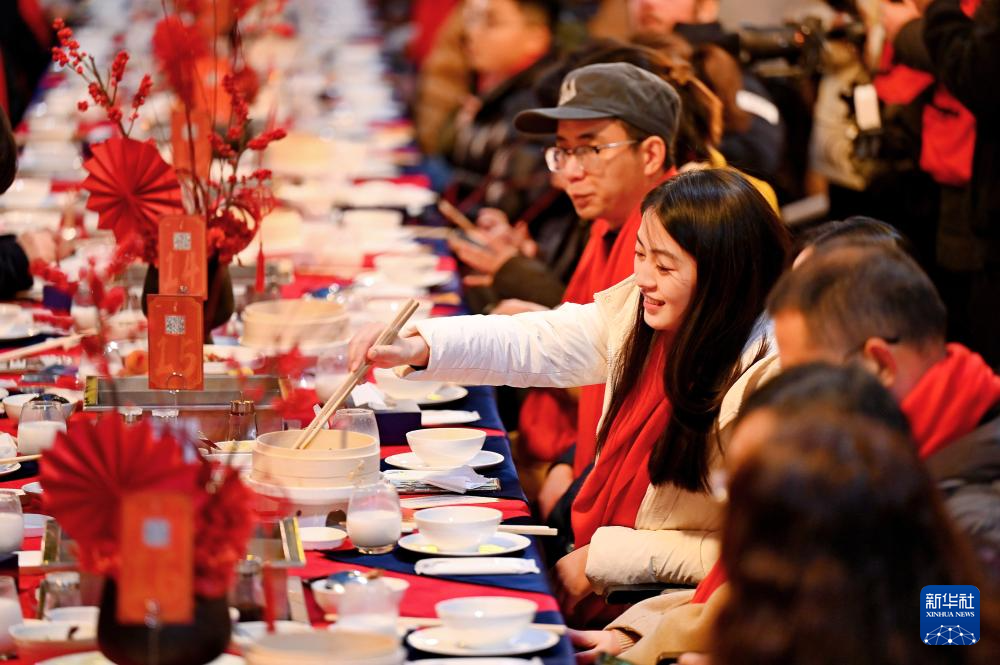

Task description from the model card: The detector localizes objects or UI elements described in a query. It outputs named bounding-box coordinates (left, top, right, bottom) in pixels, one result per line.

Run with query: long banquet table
left=0, top=252, right=574, bottom=664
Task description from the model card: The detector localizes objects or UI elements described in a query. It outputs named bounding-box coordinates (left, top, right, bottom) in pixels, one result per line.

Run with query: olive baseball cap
left=514, top=62, right=681, bottom=140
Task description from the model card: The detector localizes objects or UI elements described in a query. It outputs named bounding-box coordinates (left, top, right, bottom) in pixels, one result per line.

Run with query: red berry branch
left=52, top=18, right=150, bottom=137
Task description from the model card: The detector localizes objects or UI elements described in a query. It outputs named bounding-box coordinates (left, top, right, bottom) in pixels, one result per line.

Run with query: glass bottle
left=226, top=400, right=258, bottom=442
left=229, top=557, right=264, bottom=622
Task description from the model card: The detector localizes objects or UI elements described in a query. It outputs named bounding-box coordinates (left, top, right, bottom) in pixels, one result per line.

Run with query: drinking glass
left=336, top=577, right=400, bottom=636
left=17, top=400, right=67, bottom=455
left=330, top=408, right=380, bottom=446
left=0, top=577, right=23, bottom=656
left=346, top=479, right=401, bottom=554
left=41, top=571, right=82, bottom=617
left=0, top=492, right=22, bottom=554
left=314, top=342, right=351, bottom=402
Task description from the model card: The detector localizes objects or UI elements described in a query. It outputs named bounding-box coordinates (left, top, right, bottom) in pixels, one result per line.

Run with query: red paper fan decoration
left=41, top=416, right=200, bottom=569
left=82, top=137, right=183, bottom=244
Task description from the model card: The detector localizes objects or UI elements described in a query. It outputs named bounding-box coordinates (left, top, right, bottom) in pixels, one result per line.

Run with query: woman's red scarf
left=693, top=343, right=1000, bottom=605
left=517, top=170, right=676, bottom=473
left=571, top=340, right=671, bottom=548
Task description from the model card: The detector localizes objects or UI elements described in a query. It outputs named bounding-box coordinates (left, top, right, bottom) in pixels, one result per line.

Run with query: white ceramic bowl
left=246, top=629, right=405, bottom=665
left=435, top=596, right=537, bottom=648
left=373, top=367, right=443, bottom=401
left=2, top=393, right=36, bottom=423
left=414, top=506, right=502, bottom=551
left=9, top=620, right=97, bottom=662
left=310, top=576, right=408, bottom=614
left=299, top=526, right=347, bottom=551
left=405, top=428, right=486, bottom=468
left=45, top=606, right=99, bottom=625
left=372, top=254, right=439, bottom=275
left=340, top=209, right=403, bottom=230
left=242, top=299, right=348, bottom=351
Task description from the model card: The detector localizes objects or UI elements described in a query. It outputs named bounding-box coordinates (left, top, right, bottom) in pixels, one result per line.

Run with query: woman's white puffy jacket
left=405, top=276, right=779, bottom=591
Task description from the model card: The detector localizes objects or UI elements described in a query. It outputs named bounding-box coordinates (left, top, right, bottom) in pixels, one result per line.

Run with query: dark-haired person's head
left=462, top=0, right=555, bottom=79
left=768, top=244, right=947, bottom=401
left=1, top=108, right=16, bottom=193
left=715, top=408, right=999, bottom=665
left=598, top=168, right=791, bottom=491
left=725, top=362, right=910, bottom=481
left=534, top=38, right=719, bottom=167
left=793, top=216, right=907, bottom=268
left=515, top=62, right=681, bottom=227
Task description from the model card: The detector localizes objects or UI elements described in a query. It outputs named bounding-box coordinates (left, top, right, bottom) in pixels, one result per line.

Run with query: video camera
left=736, top=2, right=868, bottom=79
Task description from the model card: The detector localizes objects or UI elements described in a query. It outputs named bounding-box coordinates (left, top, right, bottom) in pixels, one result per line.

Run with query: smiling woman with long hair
left=349, top=169, right=791, bottom=621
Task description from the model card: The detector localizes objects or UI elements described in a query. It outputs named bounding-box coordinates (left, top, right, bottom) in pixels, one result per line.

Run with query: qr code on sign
left=165, top=315, right=186, bottom=335
left=143, top=517, right=171, bottom=548
left=172, top=231, right=192, bottom=251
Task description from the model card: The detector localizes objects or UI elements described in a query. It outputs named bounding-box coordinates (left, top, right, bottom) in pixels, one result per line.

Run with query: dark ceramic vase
left=141, top=255, right=235, bottom=343
left=97, top=579, right=232, bottom=665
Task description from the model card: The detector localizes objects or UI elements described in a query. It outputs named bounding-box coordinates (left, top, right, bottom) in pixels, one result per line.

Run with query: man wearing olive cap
left=507, top=62, right=684, bottom=618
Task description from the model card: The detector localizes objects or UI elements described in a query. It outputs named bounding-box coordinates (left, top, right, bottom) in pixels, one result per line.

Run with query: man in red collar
left=768, top=243, right=1000, bottom=553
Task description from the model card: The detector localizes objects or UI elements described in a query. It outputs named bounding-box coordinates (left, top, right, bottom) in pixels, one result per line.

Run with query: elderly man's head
left=767, top=244, right=948, bottom=400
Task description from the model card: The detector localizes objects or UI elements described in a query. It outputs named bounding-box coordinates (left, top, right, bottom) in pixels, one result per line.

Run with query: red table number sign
left=147, top=295, right=204, bottom=390
left=157, top=215, right=207, bottom=300
left=118, top=491, right=194, bottom=624
left=171, top=107, right=212, bottom=181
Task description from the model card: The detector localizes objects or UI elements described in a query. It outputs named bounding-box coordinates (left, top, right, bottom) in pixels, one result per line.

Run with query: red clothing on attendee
left=692, top=343, right=1000, bottom=604
left=407, top=0, right=460, bottom=65
left=518, top=170, right=676, bottom=473
left=900, top=343, right=1000, bottom=457
left=571, top=340, right=670, bottom=549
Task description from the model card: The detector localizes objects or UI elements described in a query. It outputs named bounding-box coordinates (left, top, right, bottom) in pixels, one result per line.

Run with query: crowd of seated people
left=355, top=1, right=1000, bottom=660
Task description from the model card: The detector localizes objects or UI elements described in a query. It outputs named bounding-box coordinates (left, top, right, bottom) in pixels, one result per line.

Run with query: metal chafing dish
left=82, top=375, right=286, bottom=441
left=39, top=517, right=306, bottom=572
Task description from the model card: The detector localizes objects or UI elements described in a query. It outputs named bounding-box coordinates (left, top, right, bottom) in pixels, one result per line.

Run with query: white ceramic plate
left=354, top=270, right=452, bottom=289
left=397, top=532, right=530, bottom=557
left=0, top=463, right=21, bottom=477
left=203, top=344, right=262, bottom=374
left=420, top=410, right=481, bottom=427
left=299, top=526, right=347, bottom=551
left=384, top=450, right=503, bottom=472
left=415, top=385, right=468, bottom=406
left=231, top=620, right=313, bottom=648
left=22, top=481, right=43, bottom=495
left=38, top=653, right=244, bottom=665
left=406, top=626, right=559, bottom=657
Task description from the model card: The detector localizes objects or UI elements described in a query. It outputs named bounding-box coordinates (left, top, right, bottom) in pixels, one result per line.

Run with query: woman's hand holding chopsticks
left=348, top=322, right=430, bottom=371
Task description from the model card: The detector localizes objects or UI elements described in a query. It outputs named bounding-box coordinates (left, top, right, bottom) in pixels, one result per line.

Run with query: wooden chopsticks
left=292, top=299, right=420, bottom=450
left=0, top=334, right=88, bottom=364
left=0, top=454, right=42, bottom=466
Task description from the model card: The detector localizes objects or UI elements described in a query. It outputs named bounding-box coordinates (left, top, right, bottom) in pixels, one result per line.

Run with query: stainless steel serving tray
left=83, top=375, right=283, bottom=409
left=82, top=375, right=286, bottom=440
left=39, top=517, right=306, bottom=571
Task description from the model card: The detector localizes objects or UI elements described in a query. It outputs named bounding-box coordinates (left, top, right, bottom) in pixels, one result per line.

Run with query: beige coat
left=409, top=276, right=779, bottom=591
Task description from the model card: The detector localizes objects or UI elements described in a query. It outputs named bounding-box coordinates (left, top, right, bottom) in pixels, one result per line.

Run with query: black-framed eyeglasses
left=543, top=140, right=638, bottom=174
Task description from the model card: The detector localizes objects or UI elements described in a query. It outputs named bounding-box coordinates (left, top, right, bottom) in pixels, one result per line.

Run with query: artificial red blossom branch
left=51, top=18, right=149, bottom=137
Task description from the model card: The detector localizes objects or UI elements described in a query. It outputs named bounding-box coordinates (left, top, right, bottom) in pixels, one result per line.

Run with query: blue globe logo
left=924, top=625, right=978, bottom=645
